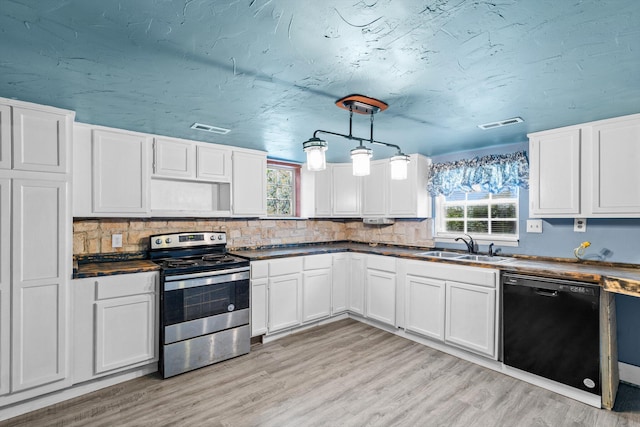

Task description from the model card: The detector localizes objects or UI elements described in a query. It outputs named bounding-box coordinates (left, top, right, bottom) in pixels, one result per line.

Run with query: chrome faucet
left=455, top=234, right=475, bottom=254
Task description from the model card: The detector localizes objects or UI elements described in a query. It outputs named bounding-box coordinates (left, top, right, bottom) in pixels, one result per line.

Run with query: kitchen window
left=266, top=160, right=300, bottom=217
left=434, top=188, right=519, bottom=245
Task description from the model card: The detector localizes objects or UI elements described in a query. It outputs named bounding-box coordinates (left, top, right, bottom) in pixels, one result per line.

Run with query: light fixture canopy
left=302, top=94, right=409, bottom=179
left=303, top=137, right=328, bottom=171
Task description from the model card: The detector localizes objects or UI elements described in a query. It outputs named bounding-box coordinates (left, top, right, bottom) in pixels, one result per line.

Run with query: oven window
left=163, top=279, right=249, bottom=325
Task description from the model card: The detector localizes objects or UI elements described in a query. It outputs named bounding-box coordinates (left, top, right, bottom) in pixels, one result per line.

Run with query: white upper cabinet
left=362, top=161, right=387, bottom=217
left=388, top=154, right=431, bottom=218
left=0, top=98, right=74, bottom=173
left=529, top=113, right=640, bottom=218
left=332, top=163, right=361, bottom=217
left=12, top=107, right=72, bottom=174
left=0, top=105, right=10, bottom=170
left=0, top=179, right=10, bottom=395
left=313, top=167, right=332, bottom=217
left=153, top=137, right=196, bottom=179
left=197, top=144, right=232, bottom=182
left=529, top=128, right=581, bottom=217
left=152, top=137, right=232, bottom=182
left=92, top=129, right=150, bottom=215
left=232, top=150, right=266, bottom=217
left=312, top=154, right=431, bottom=219
left=590, top=116, right=640, bottom=215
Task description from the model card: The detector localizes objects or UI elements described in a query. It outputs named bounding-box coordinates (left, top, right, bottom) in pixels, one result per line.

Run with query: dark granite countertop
left=230, top=242, right=640, bottom=297
left=72, top=242, right=640, bottom=297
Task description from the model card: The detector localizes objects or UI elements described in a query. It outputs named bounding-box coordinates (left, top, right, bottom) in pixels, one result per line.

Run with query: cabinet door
left=153, top=138, right=195, bottom=179
left=362, top=161, right=387, bottom=217
left=348, top=254, right=366, bottom=315
left=232, top=151, right=266, bottom=216
left=251, top=278, right=268, bottom=337
left=388, top=154, right=431, bottom=218
left=591, top=117, right=640, bottom=214
left=12, top=179, right=69, bottom=392
left=445, top=281, right=496, bottom=358
left=94, top=294, right=155, bottom=374
left=331, top=253, right=349, bottom=314
left=93, top=129, right=150, bottom=213
left=268, top=273, right=302, bottom=332
left=0, top=105, right=10, bottom=169
left=12, top=107, right=69, bottom=173
left=302, top=268, right=331, bottom=323
left=197, top=145, right=232, bottom=181
left=365, top=269, right=396, bottom=326
left=0, top=179, right=9, bottom=395
left=529, top=129, right=581, bottom=216
left=405, top=275, right=445, bottom=341
left=314, top=167, right=332, bottom=217
left=332, top=164, right=361, bottom=216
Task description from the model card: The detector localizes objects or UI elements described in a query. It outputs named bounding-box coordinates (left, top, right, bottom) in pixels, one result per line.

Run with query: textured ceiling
left=1, top=0, right=639, bottom=163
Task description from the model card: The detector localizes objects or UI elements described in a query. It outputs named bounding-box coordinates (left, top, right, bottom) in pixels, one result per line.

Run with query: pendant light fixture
left=301, top=94, right=409, bottom=179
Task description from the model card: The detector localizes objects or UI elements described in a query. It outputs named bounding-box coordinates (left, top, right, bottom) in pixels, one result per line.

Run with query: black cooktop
left=158, top=253, right=249, bottom=275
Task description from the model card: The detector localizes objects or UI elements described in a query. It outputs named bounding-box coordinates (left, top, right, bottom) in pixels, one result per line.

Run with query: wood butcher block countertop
left=230, top=242, right=640, bottom=298
left=73, top=242, right=640, bottom=297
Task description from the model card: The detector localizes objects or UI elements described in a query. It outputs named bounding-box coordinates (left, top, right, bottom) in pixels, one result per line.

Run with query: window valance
left=427, top=151, right=529, bottom=197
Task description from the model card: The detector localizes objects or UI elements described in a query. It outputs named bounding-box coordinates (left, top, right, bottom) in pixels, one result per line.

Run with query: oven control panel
left=150, top=231, right=226, bottom=249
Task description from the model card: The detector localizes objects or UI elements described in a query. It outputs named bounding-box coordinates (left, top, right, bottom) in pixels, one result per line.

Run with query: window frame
left=434, top=188, right=520, bottom=247
left=266, top=159, right=301, bottom=218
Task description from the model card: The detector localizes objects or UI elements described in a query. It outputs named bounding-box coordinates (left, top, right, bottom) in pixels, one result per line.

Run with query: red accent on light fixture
left=335, top=94, right=388, bottom=115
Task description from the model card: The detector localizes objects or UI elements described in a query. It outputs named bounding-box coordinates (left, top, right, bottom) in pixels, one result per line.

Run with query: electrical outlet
left=526, top=219, right=543, bottom=233
left=574, top=218, right=587, bottom=232
left=112, top=234, right=123, bottom=248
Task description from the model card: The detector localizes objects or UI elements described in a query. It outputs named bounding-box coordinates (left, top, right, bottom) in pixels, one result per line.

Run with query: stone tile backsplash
left=73, top=218, right=434, bottom=255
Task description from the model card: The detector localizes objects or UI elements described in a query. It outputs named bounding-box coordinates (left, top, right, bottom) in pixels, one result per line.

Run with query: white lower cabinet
left=302, top=255, right=332, bottom=323
left=403, top=260, right=499, bottom=359
left=405, top=275, right=445, bottom=341
left=251, top=278, right=268, bottom=337
left=73, top=272, right=158, bottom=384
left=365, top=255, right=397, bottom=326
left=268, top=273, right=302, bottom=332
left=331, top=253, right=349, bottom=314
left=445, top=281, right=496, bottom=358
left=348, top=253, right=366, bottom=315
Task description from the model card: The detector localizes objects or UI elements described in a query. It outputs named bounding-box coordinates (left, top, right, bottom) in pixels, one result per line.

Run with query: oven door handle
left=164, top=270, right=250, bottom=291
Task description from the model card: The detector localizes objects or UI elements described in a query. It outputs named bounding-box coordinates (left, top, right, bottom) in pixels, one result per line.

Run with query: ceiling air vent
left=478, top=117, right=524, bottom=130
left=190, top=123, right=231, bottom=135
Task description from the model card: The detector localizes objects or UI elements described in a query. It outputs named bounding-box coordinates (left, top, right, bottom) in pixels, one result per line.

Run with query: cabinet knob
left=155, top=238, right=162, bottom=245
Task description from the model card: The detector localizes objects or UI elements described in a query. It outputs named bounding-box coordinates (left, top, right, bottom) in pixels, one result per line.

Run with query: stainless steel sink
left=415, top=251, right=463, bottom=259
left=456, top=254, right=513, bottom=263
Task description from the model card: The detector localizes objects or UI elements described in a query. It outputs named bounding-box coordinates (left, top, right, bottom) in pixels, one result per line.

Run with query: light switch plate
left=526, top=219, right=543, bottom=233
left=112, top=234, right=123, bottom=248
left=574, top=218, right=587, bottom=232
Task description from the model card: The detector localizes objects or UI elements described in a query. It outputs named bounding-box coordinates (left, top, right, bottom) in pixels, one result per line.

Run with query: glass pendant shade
left=350, top=146, right=372, bottom=176
left=303, top=137, right=328, bottom=171
left=389, top=154, right=410, bottom=180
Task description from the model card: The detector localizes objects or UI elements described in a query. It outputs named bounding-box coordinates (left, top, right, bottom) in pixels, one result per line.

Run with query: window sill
left=435, top=235, right=519, bottom=248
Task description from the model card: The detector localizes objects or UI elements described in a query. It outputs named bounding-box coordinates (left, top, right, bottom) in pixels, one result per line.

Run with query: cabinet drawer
left=269, top=257, right=303, bottom=276
left=95, top=272, right=157, bottom=300
left=251, top=261, right=269, bottom=279
left=406, top=261, right=497, bottom=288
left=367, top=254, right=396, bottom=272
left=303, top=254, right=332, bottom=270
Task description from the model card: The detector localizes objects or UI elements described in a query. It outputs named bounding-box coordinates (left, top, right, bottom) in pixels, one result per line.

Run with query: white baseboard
left=619, top=362, right=640, bottom=386
left=0, top=364, right=157, bottom=422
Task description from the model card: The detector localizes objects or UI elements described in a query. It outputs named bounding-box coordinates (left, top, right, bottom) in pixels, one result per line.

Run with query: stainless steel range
left=150, top=231, right=250, bottom=378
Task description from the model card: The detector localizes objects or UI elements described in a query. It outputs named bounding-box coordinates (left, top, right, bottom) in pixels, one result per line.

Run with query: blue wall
left=432, top=142, right=640, bottom=367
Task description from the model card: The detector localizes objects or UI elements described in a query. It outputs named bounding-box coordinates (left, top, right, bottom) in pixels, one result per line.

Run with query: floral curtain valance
left=427, top=151, right=529, bottom=197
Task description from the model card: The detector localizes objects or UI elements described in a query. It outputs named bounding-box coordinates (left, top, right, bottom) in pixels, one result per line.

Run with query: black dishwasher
left=502, top=273, right=600, bottom=395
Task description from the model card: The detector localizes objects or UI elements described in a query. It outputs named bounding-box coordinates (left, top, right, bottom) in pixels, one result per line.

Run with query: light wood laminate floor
left=3, top=318, right=640, bottom=427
